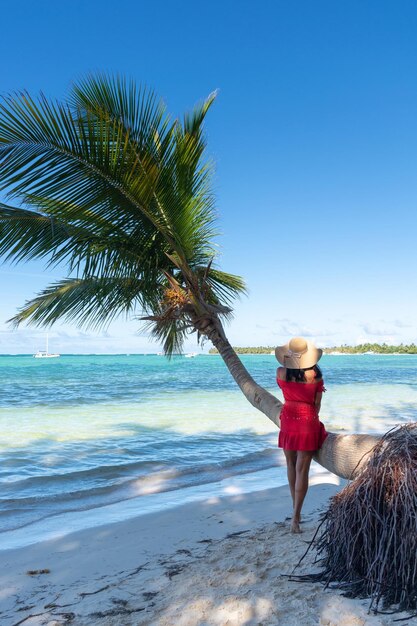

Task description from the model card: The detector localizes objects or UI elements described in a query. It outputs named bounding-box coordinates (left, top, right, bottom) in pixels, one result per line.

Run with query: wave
left=0, top=447, right=281, bottom=533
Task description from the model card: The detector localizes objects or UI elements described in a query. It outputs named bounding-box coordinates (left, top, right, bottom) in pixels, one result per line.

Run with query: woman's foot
left=291, top=516, right=302, bottom=534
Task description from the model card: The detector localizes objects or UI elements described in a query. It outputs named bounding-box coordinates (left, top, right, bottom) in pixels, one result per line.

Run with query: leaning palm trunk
left=203, top=318, right=382, bottom=480
left=315, top=431, right=381, bottom=479
left=204, top=320, right=282, bottom=427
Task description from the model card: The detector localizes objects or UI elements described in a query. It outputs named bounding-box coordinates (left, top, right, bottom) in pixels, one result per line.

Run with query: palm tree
left=0, top=75, right=379, bottom=478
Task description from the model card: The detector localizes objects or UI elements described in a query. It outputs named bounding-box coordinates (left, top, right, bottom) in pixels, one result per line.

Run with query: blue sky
left=1, top=0, right=417, bottom=353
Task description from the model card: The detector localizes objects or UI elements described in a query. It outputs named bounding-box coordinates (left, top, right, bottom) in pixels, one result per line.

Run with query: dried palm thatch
left=295, top=423, right=417, bottom=615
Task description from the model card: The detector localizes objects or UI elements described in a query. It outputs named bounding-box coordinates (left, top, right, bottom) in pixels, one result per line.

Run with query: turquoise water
left=1, top=353, right=417, bottom=547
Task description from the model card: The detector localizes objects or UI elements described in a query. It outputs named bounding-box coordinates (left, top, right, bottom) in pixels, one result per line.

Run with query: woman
left=275, top=337, right=328, bottom=533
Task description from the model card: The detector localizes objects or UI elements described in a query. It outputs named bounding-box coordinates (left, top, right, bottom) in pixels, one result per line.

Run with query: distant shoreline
left=208, top=344, right=417, bottom=356
left=1, top=348, right=417, bottom=356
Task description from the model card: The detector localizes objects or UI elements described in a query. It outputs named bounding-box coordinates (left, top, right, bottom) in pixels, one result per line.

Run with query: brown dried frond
left=295, top=423, right=417, bottom=615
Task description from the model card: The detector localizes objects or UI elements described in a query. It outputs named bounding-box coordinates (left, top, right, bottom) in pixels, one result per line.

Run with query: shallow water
left=1, top=353, right=416, bottom=547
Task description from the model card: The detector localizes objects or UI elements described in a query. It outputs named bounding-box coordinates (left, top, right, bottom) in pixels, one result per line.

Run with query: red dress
left=277, top=376, right=328, bottom=451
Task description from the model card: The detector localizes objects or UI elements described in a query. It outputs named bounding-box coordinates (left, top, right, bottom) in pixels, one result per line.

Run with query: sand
left=1, top=470, right=416, bottom=626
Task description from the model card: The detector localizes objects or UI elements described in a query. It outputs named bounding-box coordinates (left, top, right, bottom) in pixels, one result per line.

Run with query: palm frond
left=204, top=268, right=247, bottom=304
left=153, top=92, right=219, bottom=263
left=0, top=201, right=172, bottom=308
left=0, top=76, right=246, bottom=352
left=8, top=276, right=152, bottom=330
left=144, top=317, right=191, bottom=357
left=183, top=90, right=218, bottom=136
left=70, top=73, right=172, bottom=154
left=0, top=202, right=74, bottom=264
left=0, top=89, right=170, bottom=234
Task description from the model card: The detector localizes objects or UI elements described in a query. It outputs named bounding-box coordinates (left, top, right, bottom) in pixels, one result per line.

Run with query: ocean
left=1, top=353, right=417, bottom=549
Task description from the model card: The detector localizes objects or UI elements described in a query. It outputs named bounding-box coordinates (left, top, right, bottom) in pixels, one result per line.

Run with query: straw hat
left=275, top=337, right=322, bottom=369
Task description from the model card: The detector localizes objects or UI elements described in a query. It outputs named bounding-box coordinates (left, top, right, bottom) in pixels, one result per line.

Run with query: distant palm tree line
left=209, top=343, right=417, bottom=355
left=325, top=343, right=417, bottom=354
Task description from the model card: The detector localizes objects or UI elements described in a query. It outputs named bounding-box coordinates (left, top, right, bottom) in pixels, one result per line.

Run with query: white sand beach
left=1, top=471, right=415, bottom=626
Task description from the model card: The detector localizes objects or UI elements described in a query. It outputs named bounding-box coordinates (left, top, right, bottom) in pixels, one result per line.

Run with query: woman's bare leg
left=292, top=451, right=314, bottom=533
left=283, top=449, right=297, bottom=506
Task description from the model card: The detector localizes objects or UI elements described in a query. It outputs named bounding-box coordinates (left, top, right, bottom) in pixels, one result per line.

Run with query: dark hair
left=286, top=364, right=323, bottom=383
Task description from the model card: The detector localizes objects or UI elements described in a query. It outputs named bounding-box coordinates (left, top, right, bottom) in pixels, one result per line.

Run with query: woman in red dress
left=275, top=337, right=328, bottom=533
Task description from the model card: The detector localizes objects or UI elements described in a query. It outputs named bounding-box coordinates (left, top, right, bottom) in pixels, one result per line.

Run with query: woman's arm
left=277, top=366, right=286, bottom=380
left=315, top=392, right=323, bottom=414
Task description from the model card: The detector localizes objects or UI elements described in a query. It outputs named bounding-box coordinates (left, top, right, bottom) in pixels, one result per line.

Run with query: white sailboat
left=33, top=334, right=60, bottom=359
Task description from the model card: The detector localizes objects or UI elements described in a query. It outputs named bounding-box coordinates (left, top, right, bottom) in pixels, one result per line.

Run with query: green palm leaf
left=9, top=276, right=150, bottom=330
left=0, top=75, right=246, bottom=353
